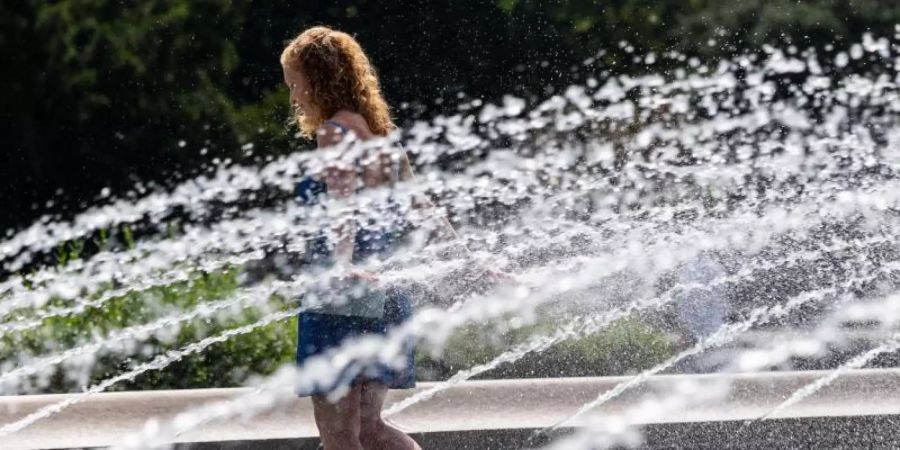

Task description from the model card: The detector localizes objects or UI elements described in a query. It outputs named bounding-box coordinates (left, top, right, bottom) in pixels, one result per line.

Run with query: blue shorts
left=295, top=288, right=416, bottom=397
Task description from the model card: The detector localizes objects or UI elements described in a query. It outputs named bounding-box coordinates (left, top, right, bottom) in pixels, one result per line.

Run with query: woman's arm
left=397, top=151, right=467, bottom=252
left=399, top=151, right=516, bottom=286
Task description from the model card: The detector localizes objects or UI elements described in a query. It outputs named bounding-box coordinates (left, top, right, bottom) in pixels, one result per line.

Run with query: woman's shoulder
left=326, top=110, right=374, bottom=139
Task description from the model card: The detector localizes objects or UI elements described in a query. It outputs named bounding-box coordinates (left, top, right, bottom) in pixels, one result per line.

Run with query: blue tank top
left=295, top=173, right=409, bottom=318
left=295, top=175, right=407, bottom=266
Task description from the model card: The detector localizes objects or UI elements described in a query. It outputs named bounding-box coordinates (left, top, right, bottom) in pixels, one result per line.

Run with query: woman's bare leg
left=312, top=382, right=364, bottom=450
left=358, top=380, right=422, bottom=450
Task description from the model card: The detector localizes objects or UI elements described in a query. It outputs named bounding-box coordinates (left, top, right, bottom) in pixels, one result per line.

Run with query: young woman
left=281, top=26, right=429, bottom=450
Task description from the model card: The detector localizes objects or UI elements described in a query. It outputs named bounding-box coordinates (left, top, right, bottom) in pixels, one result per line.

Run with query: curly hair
left=281, top=26, right=395, bottom=139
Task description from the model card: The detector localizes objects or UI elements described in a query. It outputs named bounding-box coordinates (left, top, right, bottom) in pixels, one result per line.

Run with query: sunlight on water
left=2, top=33, right=900, bottom=449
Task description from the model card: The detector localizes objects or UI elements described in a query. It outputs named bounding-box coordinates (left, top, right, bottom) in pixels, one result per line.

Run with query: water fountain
left=2, top=31, right=900, bottom=449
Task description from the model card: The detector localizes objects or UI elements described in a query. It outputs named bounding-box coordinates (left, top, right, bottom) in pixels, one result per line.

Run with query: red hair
left=281, top=26, right=395, bottom=138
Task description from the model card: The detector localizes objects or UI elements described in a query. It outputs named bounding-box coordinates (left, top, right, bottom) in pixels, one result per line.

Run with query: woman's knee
left=314, top=403, right=363, bottom=449
left=358, top=417, right=387, bottom=446
left=312, top=390, right=361, bottom=433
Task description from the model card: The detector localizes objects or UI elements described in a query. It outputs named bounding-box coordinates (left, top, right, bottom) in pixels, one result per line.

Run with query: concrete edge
left=3, top=368, right=900, bottom=449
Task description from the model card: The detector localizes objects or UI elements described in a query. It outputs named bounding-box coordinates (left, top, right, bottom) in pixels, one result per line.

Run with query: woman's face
left=283, top=65, right=312, bottom=115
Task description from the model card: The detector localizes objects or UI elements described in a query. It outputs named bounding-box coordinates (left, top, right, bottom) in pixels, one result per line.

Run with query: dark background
left=2, top=0, right=899, bottom=231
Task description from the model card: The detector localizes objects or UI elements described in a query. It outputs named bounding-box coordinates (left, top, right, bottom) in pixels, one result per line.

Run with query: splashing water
left=3, top=33, right=900, bottom=450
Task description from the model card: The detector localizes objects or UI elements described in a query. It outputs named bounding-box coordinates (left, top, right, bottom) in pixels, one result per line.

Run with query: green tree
left=2, top=1, right=257, bottom=228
